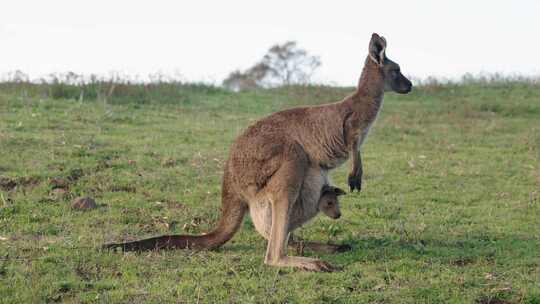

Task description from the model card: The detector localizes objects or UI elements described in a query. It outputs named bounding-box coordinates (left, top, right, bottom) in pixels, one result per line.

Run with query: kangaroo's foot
left=289, top=240, right=352, bottom=255
left=266, top=256, right=340, bottom=272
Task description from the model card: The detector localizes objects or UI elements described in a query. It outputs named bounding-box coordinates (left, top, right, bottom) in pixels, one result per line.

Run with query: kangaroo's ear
left=369, top=33, right=387, bottom=66
left=333, top=187, right=347, bottom=196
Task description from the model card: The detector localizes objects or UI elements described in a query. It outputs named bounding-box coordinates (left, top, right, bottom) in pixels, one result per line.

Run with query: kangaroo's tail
left=103, top=187, right=247, bottom=252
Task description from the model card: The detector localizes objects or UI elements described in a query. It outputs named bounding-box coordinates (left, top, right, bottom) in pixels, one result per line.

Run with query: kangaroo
left=318, top=185, right=346, bottom=219
left=252, top=183, right=346, bottom=241
left=103, top=33, right=412, bottom=272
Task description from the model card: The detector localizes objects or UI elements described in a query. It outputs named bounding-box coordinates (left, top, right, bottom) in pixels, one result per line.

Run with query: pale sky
left=1, top=0, right=539, bottom=86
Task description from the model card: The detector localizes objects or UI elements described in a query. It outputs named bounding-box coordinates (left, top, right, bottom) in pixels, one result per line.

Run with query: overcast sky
left=1, top=0, right=539, bottom=86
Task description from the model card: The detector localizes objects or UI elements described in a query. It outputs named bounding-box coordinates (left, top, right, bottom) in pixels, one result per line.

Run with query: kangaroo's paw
left=348, top=173, right=362, bottom=192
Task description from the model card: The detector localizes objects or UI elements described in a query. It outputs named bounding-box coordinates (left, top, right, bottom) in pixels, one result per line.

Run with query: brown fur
left=103, top=33, right=412, bottom=272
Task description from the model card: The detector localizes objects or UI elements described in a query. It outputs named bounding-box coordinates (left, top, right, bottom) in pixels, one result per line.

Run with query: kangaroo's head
left=369, top=33, right=412, bottom=94
left=319, top=185, right=347, bottom=219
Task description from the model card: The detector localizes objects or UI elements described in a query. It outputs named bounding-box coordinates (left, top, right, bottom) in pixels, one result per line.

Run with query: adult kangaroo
left=104, top=33, right=412, bottom=272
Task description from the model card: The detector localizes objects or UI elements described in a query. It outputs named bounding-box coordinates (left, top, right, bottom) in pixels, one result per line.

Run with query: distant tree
left=261, top=41, right=321, bottom=86
left=223, top=41, right=321, bottom=91
left=5, top=70, right=29, bottom=83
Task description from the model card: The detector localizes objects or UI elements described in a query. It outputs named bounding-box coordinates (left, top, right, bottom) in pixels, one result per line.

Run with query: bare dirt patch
left=451, top=257, right=475, bottom=267
left=109, top=185, right=137, bottom=193
left=475, top=297, right=513, bottom=304
left=49, top=177, right=70, bottom=189
left=0, top=177, right=17, bottom=191
left=0, top=176, right=41, bottom=191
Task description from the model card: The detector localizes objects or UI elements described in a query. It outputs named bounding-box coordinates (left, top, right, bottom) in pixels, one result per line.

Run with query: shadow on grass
left=158, top=230, right=538, bottom=270
left=330, top=234, right=539, bottom=267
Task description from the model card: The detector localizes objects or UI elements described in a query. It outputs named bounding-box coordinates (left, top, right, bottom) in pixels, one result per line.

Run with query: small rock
left=49, top=177, right=69, bottom=189
left=71, top=197, right=97, bottom=210
left=51, top=188, right=68, bottom=199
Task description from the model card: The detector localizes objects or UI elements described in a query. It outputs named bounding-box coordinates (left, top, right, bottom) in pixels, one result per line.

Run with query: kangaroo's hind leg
left=262, top=145, right=338, bottom=272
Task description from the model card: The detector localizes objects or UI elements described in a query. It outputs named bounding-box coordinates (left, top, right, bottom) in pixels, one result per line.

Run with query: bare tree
left=261, top=41, right=321, bottom=86
left=223, top=41, right=321, bottom=91
left=4, top=70, right=29, bottom=83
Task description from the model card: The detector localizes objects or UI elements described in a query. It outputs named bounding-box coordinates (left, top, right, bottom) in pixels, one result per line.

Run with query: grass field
left=1, top=82, right=539, bottom=303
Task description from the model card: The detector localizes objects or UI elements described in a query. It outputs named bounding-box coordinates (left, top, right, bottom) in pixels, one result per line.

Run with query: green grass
left=0, top=83, right=539, bottom=303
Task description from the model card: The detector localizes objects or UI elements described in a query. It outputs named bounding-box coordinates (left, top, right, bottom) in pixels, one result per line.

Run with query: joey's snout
left=319, top=201, right=342, bottom=220
left=320, top=185, right=346, bottom=220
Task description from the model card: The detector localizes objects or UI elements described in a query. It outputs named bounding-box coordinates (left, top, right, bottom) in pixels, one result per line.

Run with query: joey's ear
left=369, top=33, right=387, bottom=66
left=322, top=185, right=347, bottom=196
left=333, top=187, right=347, bottom=196
left=321, top=185, right=332, bottom=194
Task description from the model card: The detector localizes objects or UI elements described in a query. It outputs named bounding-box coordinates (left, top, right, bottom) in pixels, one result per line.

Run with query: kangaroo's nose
left=335, top=213, right=341, bottom=219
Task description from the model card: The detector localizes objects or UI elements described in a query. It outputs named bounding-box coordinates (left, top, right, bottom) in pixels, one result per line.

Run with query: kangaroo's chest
left=347, top=102, right=383, bottom=149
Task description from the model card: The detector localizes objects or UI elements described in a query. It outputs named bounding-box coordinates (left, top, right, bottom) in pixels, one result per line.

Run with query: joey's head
left=319, top=185, right=347, bottom=219
left=368, top=33, right=412, bottom=94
